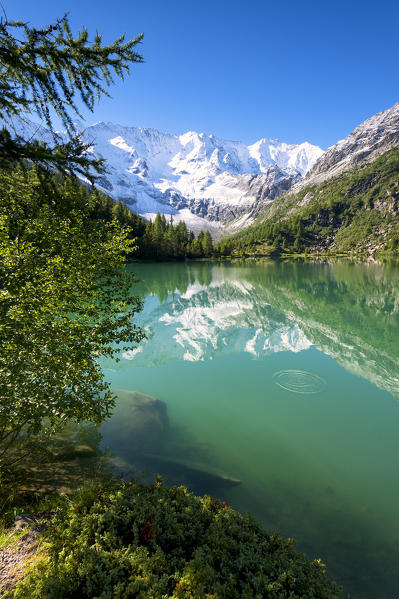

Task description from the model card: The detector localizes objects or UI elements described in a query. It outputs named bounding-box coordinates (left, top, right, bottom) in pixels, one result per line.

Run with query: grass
left=0, top=527, right=27, bottom=550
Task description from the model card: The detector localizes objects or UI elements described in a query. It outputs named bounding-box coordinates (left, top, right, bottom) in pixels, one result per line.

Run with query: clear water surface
left=100, top=260, right=399, bottom=598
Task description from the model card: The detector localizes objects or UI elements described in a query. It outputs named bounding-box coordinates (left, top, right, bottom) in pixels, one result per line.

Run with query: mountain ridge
left=1, top=115, right=323, bottom=234
left=78, top=120, right=323, bottom=231
left=224, top=147, right=399, bottom=255
left=221, top=101, right=399, bottom=254
left=3, top=100, right=399, bottom=240
left=299, top=101, right=399, bottom=187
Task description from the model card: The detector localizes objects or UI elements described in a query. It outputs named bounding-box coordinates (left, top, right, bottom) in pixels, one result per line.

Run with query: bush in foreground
left=14, top=479, right=343, bottom=598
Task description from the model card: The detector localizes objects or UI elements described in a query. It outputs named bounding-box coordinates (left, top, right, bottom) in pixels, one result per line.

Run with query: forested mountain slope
left=223, top=148, right=399, bottom=255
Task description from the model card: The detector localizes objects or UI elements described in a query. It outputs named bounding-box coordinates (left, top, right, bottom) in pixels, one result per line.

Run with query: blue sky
left=8, top=0, right=399, bottom=149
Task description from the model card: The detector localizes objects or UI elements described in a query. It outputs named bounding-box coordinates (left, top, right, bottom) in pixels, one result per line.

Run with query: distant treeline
left=88, top=191, right=215, bottom=259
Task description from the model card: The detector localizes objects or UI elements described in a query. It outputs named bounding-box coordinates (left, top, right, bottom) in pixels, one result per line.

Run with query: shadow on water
left=100, top=259, right=399, bottom=598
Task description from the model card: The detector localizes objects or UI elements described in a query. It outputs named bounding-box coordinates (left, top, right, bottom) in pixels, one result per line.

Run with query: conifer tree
left=153, top=213, right=166, bottom=256
left=0, top=12, right=143, bottom=179
left=202, top=230, right=213, bottom=255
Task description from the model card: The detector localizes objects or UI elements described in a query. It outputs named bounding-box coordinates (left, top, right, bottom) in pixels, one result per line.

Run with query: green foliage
left=0, top=12, right=143, bottom=178
left=0, top=166, right=144, bottom=467
left=14, top=479, right=343, bottom=598
left=223, top=149, right=399, bottom=256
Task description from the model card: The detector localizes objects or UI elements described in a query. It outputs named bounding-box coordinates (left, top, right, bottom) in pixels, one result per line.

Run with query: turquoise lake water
left=100, top=260, right=399, bottom=598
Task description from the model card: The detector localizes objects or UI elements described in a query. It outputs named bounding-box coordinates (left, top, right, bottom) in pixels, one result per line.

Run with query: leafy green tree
left=0, top=168, right=145, bottom=467
left=0, top=12, right=143, bottom=178
left=0, top=11, right=146, bottom=467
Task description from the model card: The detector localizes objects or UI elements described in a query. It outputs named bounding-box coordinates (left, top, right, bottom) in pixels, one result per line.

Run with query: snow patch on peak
left=109, top=136, right=136, bottom=155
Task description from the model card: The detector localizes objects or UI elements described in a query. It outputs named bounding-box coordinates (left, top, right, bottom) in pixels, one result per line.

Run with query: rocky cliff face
left=180, top=165, right=301, bottom=227
left=304, top=101, right=399, bottom=185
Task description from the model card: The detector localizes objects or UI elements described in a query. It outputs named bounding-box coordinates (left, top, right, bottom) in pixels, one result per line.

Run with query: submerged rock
left=55, top=444, right=97, bottom=461
left=102, top=390, right=239, bottom=495
left=138, top=453, right=241, bottom=495
left=102, top=389, right=169, bottom=454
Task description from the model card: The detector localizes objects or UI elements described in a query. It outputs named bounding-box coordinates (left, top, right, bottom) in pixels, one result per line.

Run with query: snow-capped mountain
left=5, top=101, right=399, bottom=233
left=84, top=123, right=323, bottom=230
left=2, top=116, right=323, bottom=233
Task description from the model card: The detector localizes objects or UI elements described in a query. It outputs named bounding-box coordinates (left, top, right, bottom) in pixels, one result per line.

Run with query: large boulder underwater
left=101, top=389, right=241, bottom=495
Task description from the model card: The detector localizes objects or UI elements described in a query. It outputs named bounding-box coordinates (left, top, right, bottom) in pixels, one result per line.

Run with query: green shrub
left=14, top=479, right=343, bottom=598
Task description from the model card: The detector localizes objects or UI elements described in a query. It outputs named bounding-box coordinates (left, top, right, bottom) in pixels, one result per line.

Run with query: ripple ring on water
left=273, top=370, right=326, bottom=395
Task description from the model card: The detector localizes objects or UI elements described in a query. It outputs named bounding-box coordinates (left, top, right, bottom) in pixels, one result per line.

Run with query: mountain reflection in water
left=110, top=260, right=399, bottom=400
left=100, top=260, right=399, bottom=599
